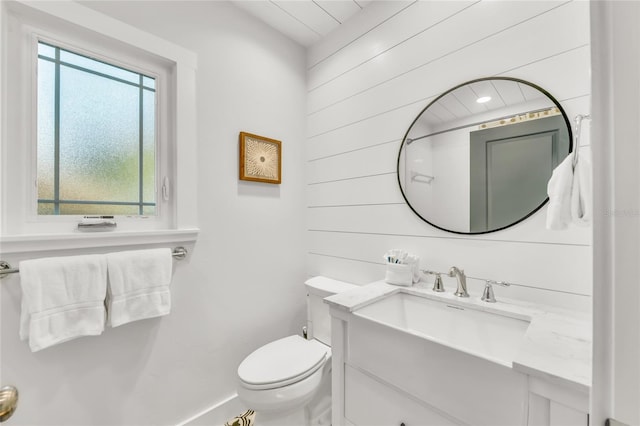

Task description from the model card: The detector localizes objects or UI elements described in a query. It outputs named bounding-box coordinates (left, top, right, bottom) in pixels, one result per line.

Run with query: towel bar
left=0, top=246, right=188, bottom=280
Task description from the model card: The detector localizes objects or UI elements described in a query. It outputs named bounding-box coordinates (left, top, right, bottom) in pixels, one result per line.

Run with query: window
left=37, top=41, right=157, bottom=216
left=1, top=0, right=198, bottom=249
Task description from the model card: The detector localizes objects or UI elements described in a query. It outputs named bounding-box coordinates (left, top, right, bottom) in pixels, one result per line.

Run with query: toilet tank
left=305, top=276, right=358, bottom=346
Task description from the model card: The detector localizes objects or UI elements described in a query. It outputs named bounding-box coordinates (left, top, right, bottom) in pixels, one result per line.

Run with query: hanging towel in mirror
left=571, top=147, right=592, bottom=226
left=546, top=155, right=574, bottom=230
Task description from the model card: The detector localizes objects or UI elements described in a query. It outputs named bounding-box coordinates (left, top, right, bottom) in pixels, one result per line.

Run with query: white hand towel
left=19, top=254, right=107, bottom=352
left=571, top=147, right=593, bottom=226
left=106, top=248, right=172, bottom=327
left=546, top=154, right=574, bottom=230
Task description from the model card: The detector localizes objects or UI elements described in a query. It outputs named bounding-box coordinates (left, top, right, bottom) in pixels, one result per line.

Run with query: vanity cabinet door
left=347, top=316, right=528, bottom=425
left=527, top=378, right=589, bottom=426
left=344, top=365, right=460, bottom=426
left=549, top=401, right=589, bottom=426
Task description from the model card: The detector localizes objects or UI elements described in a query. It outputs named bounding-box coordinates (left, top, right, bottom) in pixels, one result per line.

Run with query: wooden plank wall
left=306, top=1, right=591, bottom=312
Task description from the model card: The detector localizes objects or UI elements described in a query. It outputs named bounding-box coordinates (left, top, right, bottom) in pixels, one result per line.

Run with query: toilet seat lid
left=238, top=335, right=328, bottom=387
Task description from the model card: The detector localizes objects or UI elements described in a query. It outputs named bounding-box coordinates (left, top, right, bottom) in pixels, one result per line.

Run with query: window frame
left=33, top=36, right=162, bottom=219
left=0, top=0, right=199, bottom=252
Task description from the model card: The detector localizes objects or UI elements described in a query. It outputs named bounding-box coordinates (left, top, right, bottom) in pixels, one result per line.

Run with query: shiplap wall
left=306, top=0, right=592, bottom=312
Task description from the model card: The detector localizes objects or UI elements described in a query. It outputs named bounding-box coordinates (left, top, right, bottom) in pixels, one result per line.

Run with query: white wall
left=402, top=139, right=435, bottom=228
left=429, top=128, right=470, bottom=232
left=403, top=128, right=471, bottom=233
left=1, top=2, right=307, bottom=425
left=307, top=1, right=592, bottom=311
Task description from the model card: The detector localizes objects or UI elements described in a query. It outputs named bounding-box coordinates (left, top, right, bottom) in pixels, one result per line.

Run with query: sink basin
left=354, top=291, right=531, bottom=366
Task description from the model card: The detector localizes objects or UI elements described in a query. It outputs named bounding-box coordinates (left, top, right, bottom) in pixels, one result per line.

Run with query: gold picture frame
left=239, top=132, right=282, bottom=184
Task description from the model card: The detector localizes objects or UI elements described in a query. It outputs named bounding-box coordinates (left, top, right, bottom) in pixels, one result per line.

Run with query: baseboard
left=177, top=394, right=246, bottom=426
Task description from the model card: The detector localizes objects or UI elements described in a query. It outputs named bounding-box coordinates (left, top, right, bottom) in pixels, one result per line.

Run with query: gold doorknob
left=0, top=386, right=18, bottom=422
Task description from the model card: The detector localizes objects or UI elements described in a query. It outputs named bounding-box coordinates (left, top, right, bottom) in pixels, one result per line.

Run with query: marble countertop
left=325, top=280, right=591, bottom=393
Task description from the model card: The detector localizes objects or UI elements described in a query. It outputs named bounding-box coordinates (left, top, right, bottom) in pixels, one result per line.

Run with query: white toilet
left=236, top=276, right=357, bottom=426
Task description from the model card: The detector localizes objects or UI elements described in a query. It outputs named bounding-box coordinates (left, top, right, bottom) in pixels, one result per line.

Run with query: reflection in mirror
left=398, top=77, right=571, bottom=234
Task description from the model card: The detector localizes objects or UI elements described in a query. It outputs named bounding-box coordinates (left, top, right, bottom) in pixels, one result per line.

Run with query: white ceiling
left=231, top=0, right=371, bottom=47
left=421, top=80, right=551, bottom=129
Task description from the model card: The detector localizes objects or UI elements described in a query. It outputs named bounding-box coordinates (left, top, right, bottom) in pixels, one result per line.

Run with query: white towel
left=106, top=248, right=173, bottom=327
left=546, top=154, right=574, bottom=230
left=571, top=147, right=593, bottom=226
left=19, top=255, right=107, bottom=352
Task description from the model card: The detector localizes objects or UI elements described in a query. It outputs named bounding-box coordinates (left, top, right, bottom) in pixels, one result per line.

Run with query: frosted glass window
left=37, top=59, right=55, bottom=201
left=60, top=49, right=139, bottom=85
left=142, top=76, right=155, bottom=90
left=38, top=43, right=55, bottom=59
left=37, top=41, right=156, bottom=215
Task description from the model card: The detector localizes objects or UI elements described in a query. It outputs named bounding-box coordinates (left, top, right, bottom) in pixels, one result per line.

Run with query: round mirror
left=398, top=77, right=572, bottom=234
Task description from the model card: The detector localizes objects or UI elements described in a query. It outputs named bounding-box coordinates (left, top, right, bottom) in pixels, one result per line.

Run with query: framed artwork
left=239, top=132, right=282, bottom=184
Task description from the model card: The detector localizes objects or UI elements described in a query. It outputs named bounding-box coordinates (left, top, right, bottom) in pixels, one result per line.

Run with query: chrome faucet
left=448, top=266, right=469, bottom=297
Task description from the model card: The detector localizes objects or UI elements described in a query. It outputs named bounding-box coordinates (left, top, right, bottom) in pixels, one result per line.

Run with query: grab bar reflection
left=411, top=171, right=435, bottom=184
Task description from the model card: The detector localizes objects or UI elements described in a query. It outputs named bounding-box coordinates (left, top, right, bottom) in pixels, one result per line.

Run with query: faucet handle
left=481, top=281, right=496, bottom=303
left=432, top=273, right=445, bottom=292
left=420, top=270, right=446, bottom=292
left=481, top=280, right=510, bottom=303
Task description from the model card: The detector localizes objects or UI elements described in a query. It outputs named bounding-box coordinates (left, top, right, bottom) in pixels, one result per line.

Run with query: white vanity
left=325, top=281, right=591, bottom=426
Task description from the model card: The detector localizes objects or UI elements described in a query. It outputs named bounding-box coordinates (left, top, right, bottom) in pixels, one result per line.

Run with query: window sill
left=0, top=228, right=199, bottom=254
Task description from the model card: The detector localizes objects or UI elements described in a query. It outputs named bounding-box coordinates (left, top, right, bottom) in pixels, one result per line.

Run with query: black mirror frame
left=396, top=76, right=574, bottom=235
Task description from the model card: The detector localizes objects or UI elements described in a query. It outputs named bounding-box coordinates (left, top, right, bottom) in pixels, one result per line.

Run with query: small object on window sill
left=77, top=216, right=117, bottom=232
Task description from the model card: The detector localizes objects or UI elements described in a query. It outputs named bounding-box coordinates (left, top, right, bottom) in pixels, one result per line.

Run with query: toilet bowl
left=237, top=335, right=330, bottom=413
left=236, top=277, right=357, bottom=426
